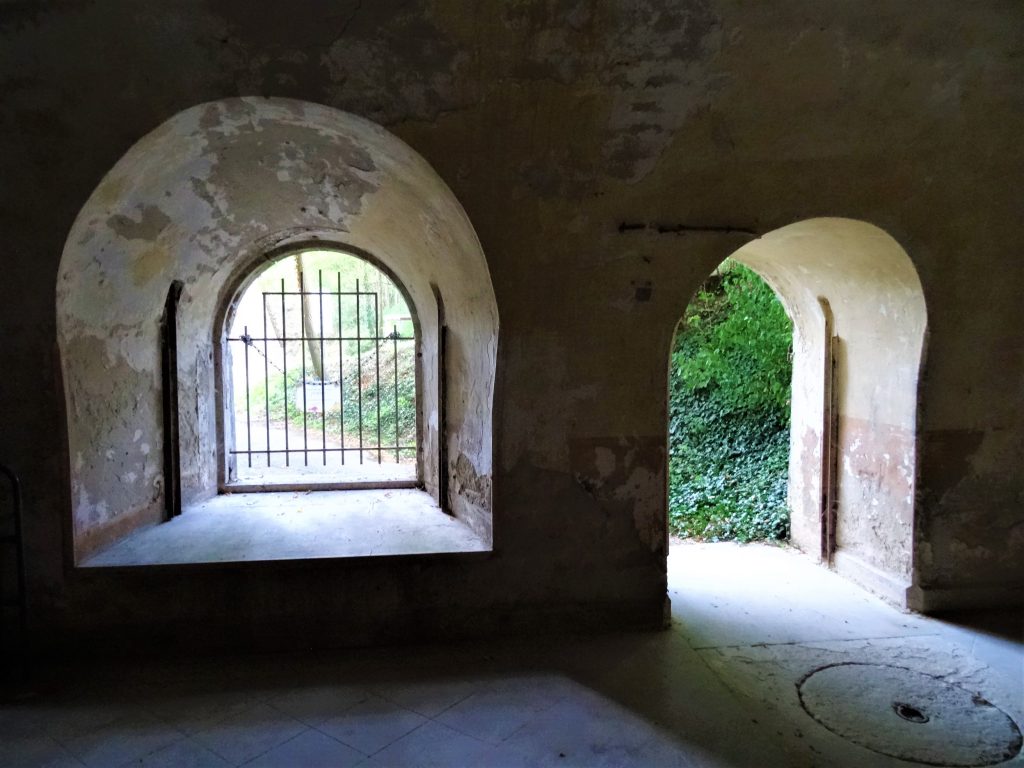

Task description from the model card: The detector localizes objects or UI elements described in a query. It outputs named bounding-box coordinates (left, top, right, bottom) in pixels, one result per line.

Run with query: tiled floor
left=4, top=543, right=1021, bottom=767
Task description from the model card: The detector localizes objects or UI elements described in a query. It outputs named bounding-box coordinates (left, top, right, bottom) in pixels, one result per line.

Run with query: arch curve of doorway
left=675, top=218, right=927, bottom=606
left=56, top=97, right=498, bottom=561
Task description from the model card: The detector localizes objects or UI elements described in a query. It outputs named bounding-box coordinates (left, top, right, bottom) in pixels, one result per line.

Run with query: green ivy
left=669, top=262, right=793, bottom=542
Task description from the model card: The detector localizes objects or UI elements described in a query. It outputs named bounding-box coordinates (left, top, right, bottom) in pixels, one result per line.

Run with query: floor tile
left=373, top=679, right=479, bottom=718
left=316, top=694, right=426, bottom=755
left=267, top=684, right=369, bottom=726
left=370, top=721, right=488, bottom=768
left=61, top=713, right=182, bottom=768
left=141, top=687, right=265, bottom=735
left=435, top=686, right=556, bottom=744
left=481, top=673, right=576, bottom=707
left=245, top=729, right=366, bottom=768
left=468, top=744, right=542, bottom=768
left=41, top=700, right=135, bottom=744
left=122, top=738, right=232, bottom=767
left=193, top=702, right=306, bottom=765
left=1, top=733, right=85, bottom=768
left=500, top=695, right=663, bottom=767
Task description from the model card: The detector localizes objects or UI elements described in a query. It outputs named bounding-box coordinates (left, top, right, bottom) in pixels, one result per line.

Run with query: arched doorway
left=670, top=218, right=927, bottom=605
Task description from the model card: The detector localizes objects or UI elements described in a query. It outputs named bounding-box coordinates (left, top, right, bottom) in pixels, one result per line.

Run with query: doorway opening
left=221, top=249, right=419, bottom=491
left=666, top=219, right=927, bottom=607
left=669, top=259, right=793, bottom=543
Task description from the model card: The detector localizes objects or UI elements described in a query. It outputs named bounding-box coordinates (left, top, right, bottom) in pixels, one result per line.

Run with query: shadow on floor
left=2, top=543, right=1021, bottom=768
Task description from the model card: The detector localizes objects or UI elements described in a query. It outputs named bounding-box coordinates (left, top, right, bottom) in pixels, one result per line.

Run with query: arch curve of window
left=57, top=98, right=497, bottom=561
left=217, top=244, right=423, bottom=490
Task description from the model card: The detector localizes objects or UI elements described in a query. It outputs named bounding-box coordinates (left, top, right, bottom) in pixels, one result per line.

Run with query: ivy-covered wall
left=669, top=262, right=793, bottom=543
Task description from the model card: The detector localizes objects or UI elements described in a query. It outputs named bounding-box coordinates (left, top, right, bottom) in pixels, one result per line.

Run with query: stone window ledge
left=80, top=489, right=488, bottom=568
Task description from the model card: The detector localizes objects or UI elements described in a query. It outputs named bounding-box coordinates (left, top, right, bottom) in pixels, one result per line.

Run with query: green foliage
left=336, top=341, right=417, bottom=450
left=676, top=263, right=793, bottom=416
left=669, top=262, right=793, bottom=542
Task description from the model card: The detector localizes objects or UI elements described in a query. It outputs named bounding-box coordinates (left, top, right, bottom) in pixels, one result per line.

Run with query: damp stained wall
left=0, top=0, right=1020, bottom=649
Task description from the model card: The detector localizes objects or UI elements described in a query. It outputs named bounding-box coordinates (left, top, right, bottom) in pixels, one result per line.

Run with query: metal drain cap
left=798, top=663, right=1022, bottom=766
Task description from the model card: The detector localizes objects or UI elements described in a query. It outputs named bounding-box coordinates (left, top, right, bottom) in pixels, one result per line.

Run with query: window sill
left=79, top=488, right=489, bottom=568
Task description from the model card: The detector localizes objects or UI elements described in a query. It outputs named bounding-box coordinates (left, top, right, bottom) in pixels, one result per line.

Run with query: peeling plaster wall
left=0, top=0, right=1020, bottom=650
left=731, top=219, right=927, bottom=597
left=57, top=98, right=498, bottom=557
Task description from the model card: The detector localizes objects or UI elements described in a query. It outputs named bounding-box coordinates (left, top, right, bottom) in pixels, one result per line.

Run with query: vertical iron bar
left=393, top=325, right=400, bottom=463
left=356, top=278, right=364, bottom=464
left=826, top=337, right=840, bottom=564
left=337, top=272, right=345, bottom=465
left=160, top=281, right=183, bottom=519
left=319, top=269, right=327, bottom=466
left=374, top=292, right=382, bottom=464
left=435, top=285, right=449, bottom=513
left=262, top=292, right=271, bottom=467
left=281, top=278, right=289, bottom=467
left=300, top=273, right=308, bottom=467
left=819, top=297, right=837, bottom=564
left=243, top=324, right=252, bottom=468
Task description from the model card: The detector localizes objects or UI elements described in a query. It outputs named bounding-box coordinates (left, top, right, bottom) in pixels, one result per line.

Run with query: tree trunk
left=266, top=304, right=284, bottom=350
left=294, top=255, right=324, bottom=380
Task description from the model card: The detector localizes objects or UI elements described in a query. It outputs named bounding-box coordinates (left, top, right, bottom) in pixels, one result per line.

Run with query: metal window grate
left=226, top=269, right=416, bottom=481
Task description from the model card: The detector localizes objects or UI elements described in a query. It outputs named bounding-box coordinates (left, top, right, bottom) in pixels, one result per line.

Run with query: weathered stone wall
left=0, top=0, right=1020, bottom=650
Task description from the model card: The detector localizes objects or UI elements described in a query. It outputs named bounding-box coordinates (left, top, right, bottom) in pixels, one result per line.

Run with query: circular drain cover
left=798, top=663, right=1022, bottom=766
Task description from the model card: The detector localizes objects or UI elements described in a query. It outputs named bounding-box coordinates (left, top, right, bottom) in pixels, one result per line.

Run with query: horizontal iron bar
left=224, top=480, right=420, bottom=493
left=262, top=290, right=381, bottom=296
left=228, top=336, right=412, bottom=343
left=229, top=447, right=415, bottom=455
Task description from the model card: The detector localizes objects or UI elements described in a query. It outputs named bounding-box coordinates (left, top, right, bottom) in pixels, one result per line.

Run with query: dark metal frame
left=818, top=298, right=840, bottom=565
left=432, top=284, right=450, bottom=513
left=161, top=281, right=184, bottom=519
left=214, top=246, right=425, bottom=493
left=226, top=275, right=415, bottom=469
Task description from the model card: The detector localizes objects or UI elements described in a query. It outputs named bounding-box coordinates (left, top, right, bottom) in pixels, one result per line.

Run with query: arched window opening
left=222, top=249, right=420, bottom=490
left=57, top=98, right=497, bottom=566
left=669, top=260, right=794, bottom=543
